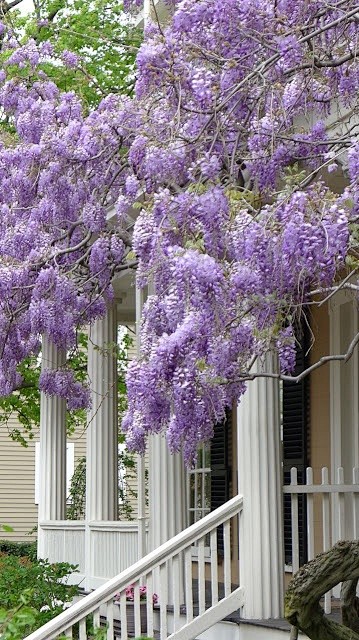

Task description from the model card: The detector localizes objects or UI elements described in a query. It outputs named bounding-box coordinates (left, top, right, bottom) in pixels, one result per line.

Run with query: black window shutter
left=282, top=326, right=310, bottom=567
left=211, top=411, right=231, bottom=552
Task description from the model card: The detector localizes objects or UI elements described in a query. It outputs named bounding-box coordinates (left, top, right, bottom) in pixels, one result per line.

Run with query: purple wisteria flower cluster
left=0, top=1, right=358, bottom=462
left=121, top=0, right=358, bottom=463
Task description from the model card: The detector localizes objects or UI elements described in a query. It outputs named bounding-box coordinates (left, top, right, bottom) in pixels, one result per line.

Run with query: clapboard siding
left=0, top=419, right=38, bottom=541
left=0, top=418, right=87, bottom=542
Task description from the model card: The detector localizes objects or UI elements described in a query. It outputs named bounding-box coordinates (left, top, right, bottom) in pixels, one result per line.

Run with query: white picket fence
left=283, top=466, right=359, bottom=613
left=25, top=494, right=244, bottom=640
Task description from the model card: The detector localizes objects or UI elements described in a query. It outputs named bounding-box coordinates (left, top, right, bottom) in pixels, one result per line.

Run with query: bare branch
left=239, top=331, right=359, bottom=384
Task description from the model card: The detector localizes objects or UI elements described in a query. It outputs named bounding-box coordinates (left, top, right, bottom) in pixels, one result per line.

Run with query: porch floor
left=101, top=609, right=342, bottom=638
left=95, top=584, right=343, bottom=638
left=105, top=609, right=343, bottom=638
left=225, top=599, right=342, bottom=632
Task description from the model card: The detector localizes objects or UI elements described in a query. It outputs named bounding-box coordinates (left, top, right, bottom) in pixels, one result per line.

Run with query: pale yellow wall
left=0, top=419, right=38, bottom=541
left=0, top=419, right=87, bottom=542
left=309, top=304, right=331, bottom=478
left=309, top=304, right=331, bottom=557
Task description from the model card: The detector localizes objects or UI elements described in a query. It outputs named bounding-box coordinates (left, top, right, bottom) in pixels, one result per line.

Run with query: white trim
left=39, top=521, right=85, bottom=529
left=329, top=289, right=359, bottom=479
left=35, top=441, right=40, bottom=505
left=89, top=521, right=143, bottom=532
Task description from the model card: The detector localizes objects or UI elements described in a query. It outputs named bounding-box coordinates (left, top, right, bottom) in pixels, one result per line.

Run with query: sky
left=19, top=0, right=34, bottom=14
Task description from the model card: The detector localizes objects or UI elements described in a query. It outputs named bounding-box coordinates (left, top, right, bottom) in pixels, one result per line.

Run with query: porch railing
left=38, top=520, right=147, bottom=589
left=283, top=466, right=359, bottom=613
left=25, top=494, right=244, bottom=640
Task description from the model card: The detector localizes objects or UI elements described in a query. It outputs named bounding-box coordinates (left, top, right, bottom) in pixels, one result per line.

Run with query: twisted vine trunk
left=285, top=541, right=359, bottom=640
left=341, top=578, right=359, bottom=633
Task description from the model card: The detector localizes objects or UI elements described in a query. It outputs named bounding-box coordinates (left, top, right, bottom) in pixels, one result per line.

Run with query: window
left=187, top=443, right=211, bottom=526
left=187, top=415, right=231, bottom=553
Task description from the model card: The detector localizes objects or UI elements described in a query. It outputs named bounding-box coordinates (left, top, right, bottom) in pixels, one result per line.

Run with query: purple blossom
left=61, top=50, right=79, bottom=69
left=39, top=369, right=91, bottom=410
left=0, top=1, right=356, bottom=465
left=277, top=327, right=296, bottom=374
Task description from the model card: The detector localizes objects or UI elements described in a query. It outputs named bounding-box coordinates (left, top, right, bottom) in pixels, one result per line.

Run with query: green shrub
left=0, top=540, right=37, bottom=560
left=0, top=553, right=78, bottom=638
left=0, top=590, right=37, bottom=640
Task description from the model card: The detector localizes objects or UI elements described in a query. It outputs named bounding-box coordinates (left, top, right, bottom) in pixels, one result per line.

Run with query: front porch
left=26, top=474, right=358, bottom=640
left=39, top=463, right=359, bottom=604
left=32, top=295, right=359, bottom=638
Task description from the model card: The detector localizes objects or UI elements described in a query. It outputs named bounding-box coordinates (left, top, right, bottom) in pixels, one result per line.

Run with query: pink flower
left=114, top=584, right=158, bottom=604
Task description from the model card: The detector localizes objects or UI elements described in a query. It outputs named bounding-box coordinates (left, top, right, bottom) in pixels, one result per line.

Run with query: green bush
left=0, top=540, right=37, bottom=560
left=0, top=553, right=78, bottom=638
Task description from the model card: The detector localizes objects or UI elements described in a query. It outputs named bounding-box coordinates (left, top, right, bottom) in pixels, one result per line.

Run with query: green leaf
left=1, top=525, right=14, bottom=532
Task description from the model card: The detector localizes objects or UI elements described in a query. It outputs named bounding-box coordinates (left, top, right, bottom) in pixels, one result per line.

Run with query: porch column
left=38, top=337, right=67, bottom=557
left=86, top=306, right=118, bottom=522
left=149, top=436, right=186, bottom=548
left=237, top=352, right=284, bottom=619
left=149, top=435, right=186, bottom=602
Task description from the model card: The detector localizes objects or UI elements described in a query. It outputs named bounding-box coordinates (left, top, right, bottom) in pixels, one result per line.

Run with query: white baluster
left=338, top=467, right=345, bottom=540
left=134, top=582, right=141, bottom=638
left=106, top=600, right=114, bottom=640
left=120, top=592, right=127, bottom=639
left=306, top=467, right=314, bottom=561
left=210, top=530, right=218, bottom=606
left=291, top=467, right=299, bottom=574
left=223, top=520, right=231, bottom=597
left=173, top=554, right=181, bottom=630
left=93, top=608, right=100, bottom=632
left=146, top=572, right=154, bottom=639
left=198, top=537, right=206, bottom=615
left=159, top=563, right=168, bottom=639
left=79, top=618, right=87, bottom=640
left=185, top=546, right=193, bottom=623
left=322, top=467, right=331, bottom=614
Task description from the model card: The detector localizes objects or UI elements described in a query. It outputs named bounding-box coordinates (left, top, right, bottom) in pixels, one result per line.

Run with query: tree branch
left=285, top=541, right=359, bottom=640
left=238, top=331, right=359, bottom=384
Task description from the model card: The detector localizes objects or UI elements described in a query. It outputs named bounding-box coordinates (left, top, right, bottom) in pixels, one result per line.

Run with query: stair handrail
left=25, top=493, right=243, bottom=640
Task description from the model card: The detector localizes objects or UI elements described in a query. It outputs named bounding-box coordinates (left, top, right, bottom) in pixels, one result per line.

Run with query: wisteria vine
left=0, top=1, right=358, bottom=462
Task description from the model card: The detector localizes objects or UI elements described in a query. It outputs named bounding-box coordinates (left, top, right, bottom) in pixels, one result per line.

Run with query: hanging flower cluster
left=0, top=1, right=358, bottom=460
left=121, top=0, right=358, bottom=463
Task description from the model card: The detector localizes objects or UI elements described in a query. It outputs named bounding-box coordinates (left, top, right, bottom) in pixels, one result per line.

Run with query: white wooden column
left=86, top=306, right=118, bottom=523
left=136, top=286, right=147, bottom=561
left=149, top=435, right=186, bottom=603
left=149, top=436, right=186, bottom=548
left=38, top=337, right=67, bottom=558
left=237, top=353, right=284, bottom=619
